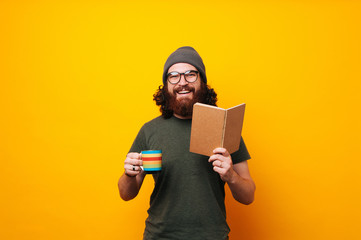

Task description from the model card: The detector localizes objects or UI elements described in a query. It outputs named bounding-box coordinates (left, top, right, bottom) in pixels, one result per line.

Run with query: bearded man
left=118, top=47, right=255, bottom=240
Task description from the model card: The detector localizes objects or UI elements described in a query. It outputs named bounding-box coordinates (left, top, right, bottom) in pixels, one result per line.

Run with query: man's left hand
left=208, top=148, right=236, bottom=182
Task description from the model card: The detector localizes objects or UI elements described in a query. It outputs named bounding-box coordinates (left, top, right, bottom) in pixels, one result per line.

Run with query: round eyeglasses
left=167, top=70, right=199, bottom=85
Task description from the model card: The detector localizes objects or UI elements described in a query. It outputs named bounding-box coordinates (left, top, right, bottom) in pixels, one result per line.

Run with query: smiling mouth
left=177, top=90, right=191, bottom=94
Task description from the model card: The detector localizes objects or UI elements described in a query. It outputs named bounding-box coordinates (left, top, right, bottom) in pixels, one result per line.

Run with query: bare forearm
left=118, top=173, right=145, bottom=201
left=208, top=149, right=255, bottom=205
left=227, top=172, right=255, bottom=205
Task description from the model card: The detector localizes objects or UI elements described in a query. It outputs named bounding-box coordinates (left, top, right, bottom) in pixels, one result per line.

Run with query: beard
left=165, top=82, right=207, bottom=118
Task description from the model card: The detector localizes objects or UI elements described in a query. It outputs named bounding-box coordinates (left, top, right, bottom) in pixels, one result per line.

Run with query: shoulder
left=139, top=115, right=170, bottom=132
left=143, top=115, right=167, bottom=128
left=129, top=116, right=166, bottom=151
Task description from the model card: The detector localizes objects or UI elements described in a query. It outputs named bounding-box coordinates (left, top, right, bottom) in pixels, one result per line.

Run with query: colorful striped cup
left=141, top=150, right=162, bottom=173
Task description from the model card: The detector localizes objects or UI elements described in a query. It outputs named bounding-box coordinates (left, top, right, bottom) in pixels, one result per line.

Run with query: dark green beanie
left=163, top=46, right=207, bottom=85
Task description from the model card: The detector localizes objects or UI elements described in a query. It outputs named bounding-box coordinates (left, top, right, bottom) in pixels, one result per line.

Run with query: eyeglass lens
left=167, top=70, right=198, bottom=84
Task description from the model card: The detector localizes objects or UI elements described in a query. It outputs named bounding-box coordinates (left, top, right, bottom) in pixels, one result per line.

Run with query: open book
left=190, top=103, right=246, bottom=156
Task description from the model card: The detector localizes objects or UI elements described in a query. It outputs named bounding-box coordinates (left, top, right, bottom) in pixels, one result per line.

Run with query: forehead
left=168, top=63, right=197, bottom=73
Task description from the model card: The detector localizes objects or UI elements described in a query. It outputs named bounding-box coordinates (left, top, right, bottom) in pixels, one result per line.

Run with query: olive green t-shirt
left=129, top=116, right=251, bottom=240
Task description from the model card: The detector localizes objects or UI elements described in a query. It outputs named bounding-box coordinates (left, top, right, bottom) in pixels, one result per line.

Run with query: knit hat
left=163, top=46, right=207, bottom=85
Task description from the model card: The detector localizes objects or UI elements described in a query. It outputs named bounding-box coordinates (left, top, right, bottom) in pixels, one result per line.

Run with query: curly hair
left=153, top=81, right=218, bottom=119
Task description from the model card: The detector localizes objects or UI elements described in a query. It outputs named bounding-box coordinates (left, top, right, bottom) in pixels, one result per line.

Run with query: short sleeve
left=129, top=125, right=148, bottom=153
left=230, top=137, right=251, bottom=164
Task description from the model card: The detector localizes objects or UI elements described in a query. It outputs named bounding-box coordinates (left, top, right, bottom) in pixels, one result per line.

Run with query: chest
left=146, top=123, right=213, bottom=179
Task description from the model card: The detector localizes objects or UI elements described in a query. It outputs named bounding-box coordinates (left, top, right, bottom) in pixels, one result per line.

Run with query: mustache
left=173, top=85, right=195, bottom=94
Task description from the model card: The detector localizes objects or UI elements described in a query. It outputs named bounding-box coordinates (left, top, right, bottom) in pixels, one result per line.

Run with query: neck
left=173, top=113, right=192, bottom=119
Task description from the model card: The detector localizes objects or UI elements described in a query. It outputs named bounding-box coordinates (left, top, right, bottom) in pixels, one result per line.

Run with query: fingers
left=211, top=159, right=231, bottom=170
left=208, top=148, right=234, bottom=182
left=125, top=152, right=143, bottom=166
left=124, top=164, right=142, bottom=172
left=212, top=148, right=230, bottom=157
left=213, top=166, right=227, bottom=175
left=125, top=158, right=143, bottom=166
left=124, top=152, right=143, bottom=177
left=124, top=160, right=142, bottom=177
left=209, top=148, right=231, bottom=165
left=127, top=152, right=141, bottom=160
left=208, top=154, right=227, bottom=163
left=124, top=166, right=142, bottom=177
left=211, top=160, right=223, bottom=168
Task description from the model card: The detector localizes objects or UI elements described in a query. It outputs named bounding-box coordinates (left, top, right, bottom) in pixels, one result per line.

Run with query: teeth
left=178, top=91, right=190, bottom=94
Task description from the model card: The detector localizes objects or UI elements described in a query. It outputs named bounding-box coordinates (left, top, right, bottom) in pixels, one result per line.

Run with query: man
left=118, top=46, right=255, bottom=240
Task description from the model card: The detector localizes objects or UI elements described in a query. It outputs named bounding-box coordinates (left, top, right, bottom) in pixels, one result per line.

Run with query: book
left=189, top=103, right=246, bottom=156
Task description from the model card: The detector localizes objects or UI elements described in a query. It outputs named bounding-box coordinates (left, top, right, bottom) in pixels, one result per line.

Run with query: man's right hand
left=124, top=152, right=143, bottom=177
left=119, top=152, right=146, bottom=200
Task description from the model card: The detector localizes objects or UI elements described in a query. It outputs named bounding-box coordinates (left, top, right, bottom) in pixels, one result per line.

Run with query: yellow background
left=1, top=0, right=360, bottom=239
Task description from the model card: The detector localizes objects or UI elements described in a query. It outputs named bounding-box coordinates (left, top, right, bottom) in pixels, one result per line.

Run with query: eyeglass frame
left=166, top=70, right=199, bottom=85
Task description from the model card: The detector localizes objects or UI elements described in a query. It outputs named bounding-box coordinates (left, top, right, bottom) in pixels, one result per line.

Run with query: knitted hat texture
left=162, top=46, right=207, bottom=85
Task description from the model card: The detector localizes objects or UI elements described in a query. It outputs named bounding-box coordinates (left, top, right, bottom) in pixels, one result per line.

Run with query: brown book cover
left=189, top=103, right=246, bottom=156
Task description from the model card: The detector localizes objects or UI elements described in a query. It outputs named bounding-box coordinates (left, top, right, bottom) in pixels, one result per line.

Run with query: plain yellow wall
left=1, top=0, right=360, bottom=239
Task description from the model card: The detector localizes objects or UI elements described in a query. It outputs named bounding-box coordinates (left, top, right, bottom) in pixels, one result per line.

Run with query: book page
left=223, top=103, right=245, bottom=154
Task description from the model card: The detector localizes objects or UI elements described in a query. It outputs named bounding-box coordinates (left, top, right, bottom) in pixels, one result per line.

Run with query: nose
left=178, top=74, right=188, bottom=86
